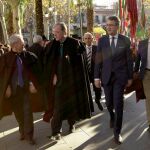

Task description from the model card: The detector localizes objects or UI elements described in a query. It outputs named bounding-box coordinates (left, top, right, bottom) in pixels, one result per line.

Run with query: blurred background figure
left=27, top=35, right=45, bottom=69
left=134, top=27, right=150, bottom=132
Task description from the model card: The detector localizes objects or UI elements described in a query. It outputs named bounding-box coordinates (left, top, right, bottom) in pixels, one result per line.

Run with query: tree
left=5, top=4, right=13, bottom=36
left=5, top=0, right=22, bottom=34
left=0, top=0, right=8, bottom=43
left=35, top=0, right=44, bottom=35
left=85, top=0, right=93, bottom=33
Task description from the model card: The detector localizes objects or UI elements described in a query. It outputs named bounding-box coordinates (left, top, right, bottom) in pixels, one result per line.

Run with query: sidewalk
left=0, top=92, right=150, bottom=150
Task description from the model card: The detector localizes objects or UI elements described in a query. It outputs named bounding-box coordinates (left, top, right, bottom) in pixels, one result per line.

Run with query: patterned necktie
left=87, top=46, right=92, bottom=72
left=60, top=43, right=63, bottom=57
left=16, top=55, right=24, bottom=87
left=111, top=37, right=115, bottom=56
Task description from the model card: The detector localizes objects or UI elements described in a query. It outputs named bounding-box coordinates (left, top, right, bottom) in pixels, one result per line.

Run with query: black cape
left=44, top=37, right=94, bottom=121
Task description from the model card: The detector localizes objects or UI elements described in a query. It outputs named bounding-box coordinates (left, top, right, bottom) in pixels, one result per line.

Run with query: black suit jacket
left=94, top=34, right=133, bottom=85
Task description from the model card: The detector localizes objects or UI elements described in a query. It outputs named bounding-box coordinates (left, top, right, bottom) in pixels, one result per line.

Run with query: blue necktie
left=16, top=55, right=24, bottom=87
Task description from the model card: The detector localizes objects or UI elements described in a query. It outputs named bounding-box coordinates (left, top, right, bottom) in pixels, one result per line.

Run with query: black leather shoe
left=114, top=135, right=122, bottom=145
left=96, top=101, right=103, bottom=111
left=49, top=133, right=61, bottom=141
left=69, top=125, right=76, bottom=133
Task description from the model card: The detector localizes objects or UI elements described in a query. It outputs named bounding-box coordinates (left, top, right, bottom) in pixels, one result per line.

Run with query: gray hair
left=84, top=32, right=93, bottom=38
left=33, top=35, right=43, bottom=43
left=54, top=22, right=67, bottom=33
left=9, top=34, right=24, bottom=45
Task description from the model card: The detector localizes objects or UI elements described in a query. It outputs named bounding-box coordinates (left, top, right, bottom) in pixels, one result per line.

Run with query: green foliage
left=19, top=0, right=30, bottom=27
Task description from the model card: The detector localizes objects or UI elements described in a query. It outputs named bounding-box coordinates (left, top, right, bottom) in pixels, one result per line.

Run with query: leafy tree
left=85, top=0, right=93, bottom=33
left=0, top=0, right=8, bottom=43
left=35, top=0, right=44, bottom=35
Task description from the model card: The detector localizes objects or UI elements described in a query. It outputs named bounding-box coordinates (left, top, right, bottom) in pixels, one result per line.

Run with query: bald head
left=83, top=32, right=93, bottom=46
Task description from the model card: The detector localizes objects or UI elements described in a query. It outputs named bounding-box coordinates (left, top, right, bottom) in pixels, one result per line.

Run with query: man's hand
left=94, top=79, right=101, bottom=88
left=5, top=85, right=11, bottom=98
left=29, top=82, right=37, bottom=93
left=53, top=74, right=57, bottom=85
left=126, top=79, right=133, bottom=87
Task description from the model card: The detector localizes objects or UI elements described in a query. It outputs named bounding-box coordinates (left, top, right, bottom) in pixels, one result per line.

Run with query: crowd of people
left=0, top=15, right=150, bottom=146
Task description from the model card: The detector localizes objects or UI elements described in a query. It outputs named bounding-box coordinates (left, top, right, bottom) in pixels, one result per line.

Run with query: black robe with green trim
left=44, top=37, right=94, bottom=121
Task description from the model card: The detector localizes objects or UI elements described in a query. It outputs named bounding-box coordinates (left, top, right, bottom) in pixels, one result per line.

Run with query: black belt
left=146, top=68, right=150, bottom=71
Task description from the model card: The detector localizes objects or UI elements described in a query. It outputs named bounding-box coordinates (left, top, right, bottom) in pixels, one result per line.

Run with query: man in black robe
left=0, top=34, right=41, bottom=144
left=44, top=22, right=93, bottom=140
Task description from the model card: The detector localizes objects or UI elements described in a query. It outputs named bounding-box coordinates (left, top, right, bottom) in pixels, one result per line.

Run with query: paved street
left=0, top=92, right=150, bottom=150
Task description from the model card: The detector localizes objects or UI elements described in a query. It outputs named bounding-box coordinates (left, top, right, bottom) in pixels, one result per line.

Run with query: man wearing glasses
left=94, top=16, right=133, bottom=144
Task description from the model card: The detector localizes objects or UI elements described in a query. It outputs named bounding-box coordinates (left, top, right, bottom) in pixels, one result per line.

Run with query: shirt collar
left=86, top=45, right=92, bottom=49
left=109, top=34, right=118, bottom=39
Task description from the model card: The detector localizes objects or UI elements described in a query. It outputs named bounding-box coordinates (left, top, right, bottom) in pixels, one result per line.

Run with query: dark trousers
left=88, top=70, right=102, bottom=103
left=93, top=83, right=101, bottom=102
left=51, top=109, right=75, bottom=136
left=11, top=86, right=33, bottom=139
left=103, top=75, right=125, bottom=137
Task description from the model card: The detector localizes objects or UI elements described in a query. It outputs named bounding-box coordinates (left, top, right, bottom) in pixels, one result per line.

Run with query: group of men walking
left=0, top=15, right=150, bottom=146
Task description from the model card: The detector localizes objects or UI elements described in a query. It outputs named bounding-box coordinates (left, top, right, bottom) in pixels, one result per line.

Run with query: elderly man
left=0, top=34, right=39, bottom=144
left=44, top=22, right=92, bottom=140
left=83, top=32, right=103, bottom=111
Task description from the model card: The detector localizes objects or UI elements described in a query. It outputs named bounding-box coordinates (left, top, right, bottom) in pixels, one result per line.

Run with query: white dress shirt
left=109, top=34, right=118, bottom=47
left=86, top=45, right=92, bottom=54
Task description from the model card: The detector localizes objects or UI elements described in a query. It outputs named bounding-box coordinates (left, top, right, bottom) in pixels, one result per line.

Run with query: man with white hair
left=0, top=34, right=39, bottom=144
left=28, top=35, right=44, bottom=70
left=33, top=35, right=43, bottom=44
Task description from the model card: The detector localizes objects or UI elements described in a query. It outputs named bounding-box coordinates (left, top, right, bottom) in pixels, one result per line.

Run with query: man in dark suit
left=134, top=28, right=150, bottom=132
left=83, top=32, right=103, bottom=111
left=94, top=16, right=133, bottom=144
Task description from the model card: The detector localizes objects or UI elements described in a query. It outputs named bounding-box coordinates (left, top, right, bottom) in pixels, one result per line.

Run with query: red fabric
left=126, top=0, right=138, bottom=39
left=124, top=76, right=146, bottom=102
